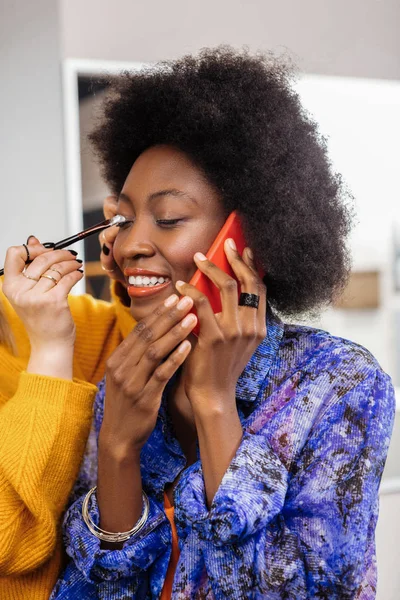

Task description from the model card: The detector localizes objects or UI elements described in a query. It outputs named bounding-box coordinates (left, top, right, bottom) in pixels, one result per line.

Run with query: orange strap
left=160, top=492, right=180, bottom=599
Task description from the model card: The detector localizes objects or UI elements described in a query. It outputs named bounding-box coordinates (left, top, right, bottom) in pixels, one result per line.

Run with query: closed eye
left=156, top=219, right=183, bottom=227
left=115, top=217, right=183, bottom=229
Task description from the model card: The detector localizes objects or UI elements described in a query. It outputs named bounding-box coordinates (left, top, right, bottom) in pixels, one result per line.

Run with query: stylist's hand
left=176, top=239, right=267, bottom=415
left=99, top=196, right=125, bottom=285
left=99, top=294, right=197, bottom=455
left=2, top=238, right=83, bottom=378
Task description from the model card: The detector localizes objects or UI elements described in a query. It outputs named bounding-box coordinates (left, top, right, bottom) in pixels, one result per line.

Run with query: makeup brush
left=0, top=214, right=129, bottom=276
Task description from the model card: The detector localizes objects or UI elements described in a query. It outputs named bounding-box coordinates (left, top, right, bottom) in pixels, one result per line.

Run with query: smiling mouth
left=128, top=275, right=171, bottom=288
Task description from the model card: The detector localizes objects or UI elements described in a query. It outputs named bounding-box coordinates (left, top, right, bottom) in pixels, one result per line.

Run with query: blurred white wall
left=377, top=393, right=400, bottom=600
left=294, top=76, right=400, bottom=383
left=59, top=0, right=400, bottom=79
left=0, top=0, right=67, bottom=254
left=377, top=490, right=400, bottom=600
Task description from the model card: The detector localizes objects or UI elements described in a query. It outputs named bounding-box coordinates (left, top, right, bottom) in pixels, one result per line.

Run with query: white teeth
left=128, top=275, right=169, bottom=287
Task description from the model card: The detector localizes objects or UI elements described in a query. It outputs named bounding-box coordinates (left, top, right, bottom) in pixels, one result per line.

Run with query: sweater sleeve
left=68, top=292, right=127, bottom=385
left=174, top=368, right=395, bottom=600
left=0, top=372, right=97, bottom=576
left=0, top=282, right=127, bottom=389
left=0, top=283, right=127, bottom=580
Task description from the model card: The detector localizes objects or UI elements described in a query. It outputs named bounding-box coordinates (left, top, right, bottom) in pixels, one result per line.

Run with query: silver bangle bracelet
left=82, top=486, right=150, bottom=543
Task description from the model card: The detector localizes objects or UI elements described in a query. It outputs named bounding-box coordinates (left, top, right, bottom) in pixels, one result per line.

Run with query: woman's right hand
left=99, top=294, right=197, bottom=457
left=2, top=238, right=83, bottom=377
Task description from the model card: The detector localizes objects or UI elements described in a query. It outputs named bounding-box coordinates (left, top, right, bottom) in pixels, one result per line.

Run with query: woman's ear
left=102, top=195, right=118, bottom=220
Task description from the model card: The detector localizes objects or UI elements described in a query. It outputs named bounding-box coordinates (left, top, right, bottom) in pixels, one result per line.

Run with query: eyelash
left=116, top=219, right=132, bottom=229
left=116, top=218, right=183, bottom=229
left=156, top=219, right=182, bottom=227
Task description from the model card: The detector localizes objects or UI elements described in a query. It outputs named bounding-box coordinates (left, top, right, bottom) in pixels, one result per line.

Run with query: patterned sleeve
left=51, top=487, right=171, bottom=598
left=59, top=491, right=170, bottom=582
left=175, top=368, right=395, bottom=599
left=51, top=380, right=171, bottom=597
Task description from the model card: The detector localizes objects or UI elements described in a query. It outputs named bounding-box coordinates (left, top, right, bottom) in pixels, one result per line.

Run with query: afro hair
left=90, top=46, right=353, bottom=316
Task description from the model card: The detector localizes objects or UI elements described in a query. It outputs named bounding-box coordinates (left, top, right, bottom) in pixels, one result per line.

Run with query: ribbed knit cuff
left=10, top=371, right=97, bottom=414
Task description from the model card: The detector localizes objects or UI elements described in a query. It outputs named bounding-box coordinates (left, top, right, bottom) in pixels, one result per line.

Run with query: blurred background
left=1, top=0, right=399, bottom=597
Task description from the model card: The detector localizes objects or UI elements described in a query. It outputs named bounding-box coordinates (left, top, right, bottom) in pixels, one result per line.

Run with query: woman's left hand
left=176, top=238, right=267, bottom=416
left=99, top=195, right=125, bottom=285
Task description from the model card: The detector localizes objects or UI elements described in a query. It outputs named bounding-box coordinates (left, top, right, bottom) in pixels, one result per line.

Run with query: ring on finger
left=22, top=243, right=30, bottom=263
left=22, top=265, right=39, bottom=282
left=49, top=267, right=62, bottom=278
left=40, top=273, right=58, bottom=285
left=101, top=264, right=116, bottom=273
left=238, top=292, right=260, bottom=309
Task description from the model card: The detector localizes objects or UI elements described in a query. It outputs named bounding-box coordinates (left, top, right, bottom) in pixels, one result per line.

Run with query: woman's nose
left=128, top=241, right=156, bottom=259
left=120, top=223, right=157, bottom=259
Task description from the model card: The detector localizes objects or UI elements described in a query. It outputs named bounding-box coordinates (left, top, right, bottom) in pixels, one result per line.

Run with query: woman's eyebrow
left=149, top=189, right=198, bottom=205
left=118, top=190, right=198, bottom=205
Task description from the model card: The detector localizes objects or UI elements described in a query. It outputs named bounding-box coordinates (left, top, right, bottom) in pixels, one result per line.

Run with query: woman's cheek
left=166, top=239, right=196, bottom=277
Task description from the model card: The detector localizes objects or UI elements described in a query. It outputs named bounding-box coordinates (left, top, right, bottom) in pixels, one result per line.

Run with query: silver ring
left=22, top=266, right=39, bottom=282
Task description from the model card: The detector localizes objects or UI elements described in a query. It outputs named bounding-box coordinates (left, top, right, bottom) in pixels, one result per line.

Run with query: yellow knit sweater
left=0, top=282, right=135, bottom=599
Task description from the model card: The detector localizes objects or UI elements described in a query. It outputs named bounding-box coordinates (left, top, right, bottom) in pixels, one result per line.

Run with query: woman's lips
left=124, top=268, right=172, bottom=298
left=127, top=280, right=172, bottom=298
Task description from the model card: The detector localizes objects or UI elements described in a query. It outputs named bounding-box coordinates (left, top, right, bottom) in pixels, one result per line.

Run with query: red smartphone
left=189, top=211, right=259, bottom=336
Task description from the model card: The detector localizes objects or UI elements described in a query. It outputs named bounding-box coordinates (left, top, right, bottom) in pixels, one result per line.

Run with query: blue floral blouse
left=51, top=310, right=395, bottom=599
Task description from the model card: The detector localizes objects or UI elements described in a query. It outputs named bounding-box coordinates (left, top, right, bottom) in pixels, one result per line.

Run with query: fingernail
left=181, top=314, right=197, bottom=328
left=175, top=280, right=185, bottom=288
left=178, top=340, right=191, bottom=353
left=26, top=235, right=35, bottom=244
left=194, top=252, right=207, bottom=261
left=76, top=259, right=83, bottom=264
left=102, top=244, right=110, bottom=256
left=69, top=249, right=78, bottom=256
left=177, top=296, right=192, bottom=310
left=246, top=247, right=254, bottom=260
left=43, top=242, right=56, bottom=248
left=77, top=268, right=84, bottom=273
left=227, top=238, right=236, bottom=250
left=164, top=294, right=178, bottom=307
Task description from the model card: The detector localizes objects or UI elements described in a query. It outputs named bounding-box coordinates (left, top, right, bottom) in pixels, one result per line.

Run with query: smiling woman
left=46, top=47, right=396, bottom=600
left=0, top=46, right=395, bottom=600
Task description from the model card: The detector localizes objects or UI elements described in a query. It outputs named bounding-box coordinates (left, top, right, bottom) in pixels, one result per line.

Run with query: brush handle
left=0, top=215, right=129, bottom=277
